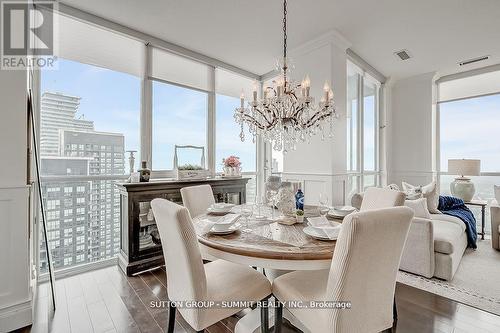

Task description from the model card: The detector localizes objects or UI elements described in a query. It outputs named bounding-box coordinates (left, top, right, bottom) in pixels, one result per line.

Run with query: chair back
left=325, top=207, right=414, bottom=332
left=180, top=184, right=215, bottom=218
left=360, top=187, right=405, bottom=211
left=150, top=199, right=207, bottom=303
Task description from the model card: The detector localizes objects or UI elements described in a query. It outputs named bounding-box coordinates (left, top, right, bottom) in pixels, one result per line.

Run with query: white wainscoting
left=0, top=186, right=33, bottom=332
left=280, top=172, right=348, bottom=206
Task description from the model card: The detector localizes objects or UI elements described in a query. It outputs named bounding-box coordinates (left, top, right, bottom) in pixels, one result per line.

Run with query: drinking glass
left=318, top=193, right=329, bottom=216
left=266, top=189, right=278, bottom=221
left=254, top=196, right=266, bottom=220
left=241, top=204, right=253, bottom=232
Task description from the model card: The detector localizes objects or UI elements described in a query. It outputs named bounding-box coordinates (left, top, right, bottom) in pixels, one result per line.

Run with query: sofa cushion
left=431, top=220, right=465, bottom=254
left=430, top=213, right=466, bottom=233
left=405, top=198, right=431, bottom=219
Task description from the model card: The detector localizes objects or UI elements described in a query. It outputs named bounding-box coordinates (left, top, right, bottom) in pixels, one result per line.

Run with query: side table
left=465, top=200, right=488, bottom=240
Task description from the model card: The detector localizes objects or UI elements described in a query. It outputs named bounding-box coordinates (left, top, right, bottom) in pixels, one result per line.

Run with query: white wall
left=0, top=68, right=33, bottom=331
left=280, top=32, right=349, bottom=205
left=387, top=72, right=437, bottom=187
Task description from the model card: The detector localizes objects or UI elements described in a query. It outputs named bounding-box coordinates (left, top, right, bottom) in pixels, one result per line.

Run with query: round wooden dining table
left=192, top=205, right=343, bottom=333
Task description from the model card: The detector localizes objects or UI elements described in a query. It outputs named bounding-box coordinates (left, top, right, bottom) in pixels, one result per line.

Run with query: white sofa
left=491, top=200, right=500, bottom=251
left=399, top=213, right=467, bottom=280
left=352, top=192, right=467, bottom=281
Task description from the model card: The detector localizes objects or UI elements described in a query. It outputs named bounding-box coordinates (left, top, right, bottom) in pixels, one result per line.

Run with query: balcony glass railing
left=39, top=174, right=128, bottom=274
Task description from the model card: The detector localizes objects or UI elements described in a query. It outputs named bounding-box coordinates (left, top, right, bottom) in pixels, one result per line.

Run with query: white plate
left=207, top=207, right=232, bottom=215
left=303, top=226, right=337, bottom=241
left=209, top=223, right=241, bottom=235
left=333, top=206, right=356, bottom=213
left=327, top=210, right=348, bottom=219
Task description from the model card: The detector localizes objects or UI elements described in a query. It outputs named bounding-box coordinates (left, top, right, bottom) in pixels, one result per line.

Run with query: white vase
left=276, top=183, right=295, bottom=216
left=450, top=177, right=475, bottom=202
left=224, top=166, right=241, bottom=177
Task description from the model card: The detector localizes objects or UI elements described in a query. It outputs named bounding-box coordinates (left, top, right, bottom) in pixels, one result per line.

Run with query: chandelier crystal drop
left=234, top=0, right=338, bottom=153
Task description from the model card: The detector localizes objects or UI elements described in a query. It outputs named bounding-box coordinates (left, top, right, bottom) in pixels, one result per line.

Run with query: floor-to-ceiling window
left=438, top=70, right=500, bottom=234
left=39, top=15, right=142, bottom=273
left=215, top=69, right=258, bottom=201
left=346, top=61, right=381, bottom=200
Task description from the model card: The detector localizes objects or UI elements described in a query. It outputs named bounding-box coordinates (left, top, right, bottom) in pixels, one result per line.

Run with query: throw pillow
left=495, top=185, right=500, bottom=203
left=386, top=183, right=400, bottom=191
left=402, top=181, right=440, bottom=213
left=351, top=192, right=364, bottom=211
left=404, top=198, right=431, bottom=219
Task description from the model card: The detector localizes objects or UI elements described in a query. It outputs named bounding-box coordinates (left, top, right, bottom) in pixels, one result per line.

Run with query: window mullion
left=358, top=73, right=364, bottom=190
left=207, top=66, right=216, bottom=176
left=141, top=43, right=153, bottom=168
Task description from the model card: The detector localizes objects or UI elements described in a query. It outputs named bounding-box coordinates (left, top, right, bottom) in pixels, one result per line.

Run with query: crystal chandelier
left=234, top=0, right=338, bottom=153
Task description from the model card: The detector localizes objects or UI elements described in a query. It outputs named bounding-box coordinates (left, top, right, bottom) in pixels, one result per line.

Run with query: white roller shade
left=54, top=13, right=144, bottom=77
left=216, top=68, right=256, bottom=99
left=151, top=47, right=211, bottom=91
left=439, top=70, right=500, bottom=102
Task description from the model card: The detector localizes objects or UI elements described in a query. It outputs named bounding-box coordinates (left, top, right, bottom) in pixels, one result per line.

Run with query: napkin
left=307, top=216, right=341, bottom=239
left=215, top=213, right=240, bottom=225
left=202, top=213, right=241, bottom=233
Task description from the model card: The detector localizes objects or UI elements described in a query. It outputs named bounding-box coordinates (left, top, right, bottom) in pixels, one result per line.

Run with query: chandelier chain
left=283, top=0, right=287, bottom=60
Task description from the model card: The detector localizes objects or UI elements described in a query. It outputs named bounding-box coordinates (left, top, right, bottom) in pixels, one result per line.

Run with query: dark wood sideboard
left=115, top=177, right=250, bottom=275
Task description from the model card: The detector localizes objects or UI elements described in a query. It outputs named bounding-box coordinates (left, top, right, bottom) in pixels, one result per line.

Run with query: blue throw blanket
left=438, top=195, right=477, bottom=248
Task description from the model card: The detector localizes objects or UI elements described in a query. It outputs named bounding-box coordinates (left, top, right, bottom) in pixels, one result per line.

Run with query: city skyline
left=39, top=91, right=125, bottom=272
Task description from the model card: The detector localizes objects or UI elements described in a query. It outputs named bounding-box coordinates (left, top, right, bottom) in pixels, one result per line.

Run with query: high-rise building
left=40, top=92, right=94, bottom=156
left=39, top=92, right=125, bottom=272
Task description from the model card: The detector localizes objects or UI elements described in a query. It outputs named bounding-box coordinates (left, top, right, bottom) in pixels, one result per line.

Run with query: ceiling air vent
left=459, top=55, right=490, bottom=66
left=394, top=49, right=411, bottom=61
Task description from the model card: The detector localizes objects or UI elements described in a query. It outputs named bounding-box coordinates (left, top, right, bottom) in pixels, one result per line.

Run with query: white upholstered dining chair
left=150, top=198, right=272, bottom=333
left=360, top=187, right=406, bottom=211
left=272, top=206, right=414, bottom=333
left=180, top=184, right=215, bottom=218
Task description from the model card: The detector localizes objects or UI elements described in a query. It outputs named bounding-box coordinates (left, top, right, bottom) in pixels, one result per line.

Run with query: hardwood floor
left=18, top=265, right=500, bottom=333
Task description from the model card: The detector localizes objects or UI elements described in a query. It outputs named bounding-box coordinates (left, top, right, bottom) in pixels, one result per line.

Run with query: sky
left=440, top=94, right=500, bottom=172
left=42, top=58, right=256, bottom=173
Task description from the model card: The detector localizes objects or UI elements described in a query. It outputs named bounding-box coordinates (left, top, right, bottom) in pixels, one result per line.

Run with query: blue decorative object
left=438, top=195, right=477, bottom=248
left=295, top=189, right=304, bottom=210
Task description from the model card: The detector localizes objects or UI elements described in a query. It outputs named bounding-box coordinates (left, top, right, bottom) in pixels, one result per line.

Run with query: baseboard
left=0, top=299, right=33, bottom=332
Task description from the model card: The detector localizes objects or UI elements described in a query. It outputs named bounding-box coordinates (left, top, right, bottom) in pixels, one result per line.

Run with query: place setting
left=201, top=212, right=242, bottom=235
left=206, top=202, right=236, bottom=215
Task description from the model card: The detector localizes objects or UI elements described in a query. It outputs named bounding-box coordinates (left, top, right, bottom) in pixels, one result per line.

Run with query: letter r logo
left=1, top=1, right=53, bottom=56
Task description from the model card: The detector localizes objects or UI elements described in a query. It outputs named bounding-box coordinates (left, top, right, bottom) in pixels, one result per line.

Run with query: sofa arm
left=399, top=217, right=435, bottom=278
left=491, top=203, right=500, bottom=250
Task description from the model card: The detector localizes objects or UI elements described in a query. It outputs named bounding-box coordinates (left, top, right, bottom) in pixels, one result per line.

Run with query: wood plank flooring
left=16, top=265, right=500, bottom=333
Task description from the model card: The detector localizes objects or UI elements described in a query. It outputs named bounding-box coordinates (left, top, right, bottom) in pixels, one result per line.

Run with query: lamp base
left=450, top=177, right=475, bottom=202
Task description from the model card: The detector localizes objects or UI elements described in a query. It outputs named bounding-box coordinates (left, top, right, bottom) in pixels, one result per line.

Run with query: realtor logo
left=1, top=1, right=57, bottom=69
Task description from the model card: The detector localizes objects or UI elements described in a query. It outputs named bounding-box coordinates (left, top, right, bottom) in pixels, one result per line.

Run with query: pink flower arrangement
left=223, top=155, right=241, bottom=168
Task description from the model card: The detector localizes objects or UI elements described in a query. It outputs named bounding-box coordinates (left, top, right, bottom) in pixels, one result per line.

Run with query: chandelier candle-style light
left=234, top=0, right=338, bottom=153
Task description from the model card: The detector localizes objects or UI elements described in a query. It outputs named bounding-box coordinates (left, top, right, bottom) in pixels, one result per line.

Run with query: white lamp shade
left=448, top=159, right=481, bottom=176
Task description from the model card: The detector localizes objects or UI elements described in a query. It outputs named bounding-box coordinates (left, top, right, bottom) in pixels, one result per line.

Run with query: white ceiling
left=61, top=0, right=500, bottom=80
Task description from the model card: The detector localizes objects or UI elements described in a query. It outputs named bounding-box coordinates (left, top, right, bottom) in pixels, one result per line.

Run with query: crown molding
left=289, top=29, right=352, bottom=58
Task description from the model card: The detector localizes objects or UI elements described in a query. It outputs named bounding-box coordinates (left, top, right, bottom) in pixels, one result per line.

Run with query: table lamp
left=448, top=159, right=481, bottom=202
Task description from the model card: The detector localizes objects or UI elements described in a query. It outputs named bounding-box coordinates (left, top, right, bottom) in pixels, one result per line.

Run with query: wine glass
left=241, top=204, right=253, bottom=232
left=318, top=193, right=329, bottom=217
left=266, top=188, right=278, bottom=221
